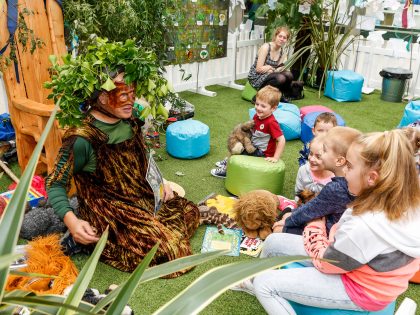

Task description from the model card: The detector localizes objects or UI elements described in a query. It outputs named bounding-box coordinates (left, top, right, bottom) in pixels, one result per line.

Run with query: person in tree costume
left=46, top=39, right=200, bottom=276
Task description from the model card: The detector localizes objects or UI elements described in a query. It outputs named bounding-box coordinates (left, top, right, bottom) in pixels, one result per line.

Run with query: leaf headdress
left=44, top=37, right=170, bottom=127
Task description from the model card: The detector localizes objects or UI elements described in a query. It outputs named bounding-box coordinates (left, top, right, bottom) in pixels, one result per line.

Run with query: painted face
left=255, top=98, right=275, bottom=120
left=102, top=81, right=136, bottom=119
left=308, top=141, right=326, bottom=172
left=344, top=144, right=368, bottom=196
left=275, top=31, right=288, bottom=46
left=320, top=138, right=340, bottom=171
left=313, top=121, right=335, bottom=137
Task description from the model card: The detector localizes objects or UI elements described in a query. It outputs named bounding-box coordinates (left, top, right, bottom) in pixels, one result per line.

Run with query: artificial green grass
left=3, top=84, right=419, bottom=313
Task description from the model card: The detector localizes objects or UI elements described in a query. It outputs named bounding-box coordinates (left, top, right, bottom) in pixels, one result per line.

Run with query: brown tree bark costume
left=50, top=115, right=199, bottom=276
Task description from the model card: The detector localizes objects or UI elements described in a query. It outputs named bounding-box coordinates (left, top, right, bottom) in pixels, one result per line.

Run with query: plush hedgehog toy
left=20, top=197, right=79, bottom=240
left=63, top=284, right=134, bottom=315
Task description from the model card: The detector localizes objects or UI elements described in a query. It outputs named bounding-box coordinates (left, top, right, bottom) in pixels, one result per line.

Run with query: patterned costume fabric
left=47, top=115, right=199, bottom=276
left=248, top=43, right=283, bottom=89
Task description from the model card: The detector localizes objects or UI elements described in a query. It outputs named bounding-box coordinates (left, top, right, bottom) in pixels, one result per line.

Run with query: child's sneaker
left=210, top=167, right=227, bottom=178
left=215, top=158, right=228, bottom=168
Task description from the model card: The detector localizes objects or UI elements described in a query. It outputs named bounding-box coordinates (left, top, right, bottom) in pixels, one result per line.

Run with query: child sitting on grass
left=274, top=126, right=361, bottom=235
left=211, top=86, right=286, bottom=178
left=295, top=135, right=334, bottom=199
left=235, top=129, right=420, bottom=315
left=298, top=112, right=337, bottom=166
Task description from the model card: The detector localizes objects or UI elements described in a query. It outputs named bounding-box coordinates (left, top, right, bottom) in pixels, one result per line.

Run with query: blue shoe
left=210, top=167, right=227, bottom=178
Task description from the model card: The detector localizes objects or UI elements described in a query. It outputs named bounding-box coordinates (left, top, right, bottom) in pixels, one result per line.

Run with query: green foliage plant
left=44, top=37, right=170, bottom=127
left=63, top=0, right=176, bottom=64
left=255, top=0, right=323, bottom=38
left=284, top=0, right=359, bottom=95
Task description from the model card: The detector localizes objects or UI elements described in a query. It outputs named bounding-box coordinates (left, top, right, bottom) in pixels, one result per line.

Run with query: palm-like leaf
left=93, top=250, right=228, bottom=311
left=57, top=227, right=109, bottom=315
left=0, top=103, right=59, bottom=299
left=103, top=243, right=159, bottom=314
left=154, top=255, right=309, bottom=315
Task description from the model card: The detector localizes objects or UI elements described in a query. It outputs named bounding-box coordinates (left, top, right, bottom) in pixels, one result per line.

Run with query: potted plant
left=285, top=0, right=359, bottom=93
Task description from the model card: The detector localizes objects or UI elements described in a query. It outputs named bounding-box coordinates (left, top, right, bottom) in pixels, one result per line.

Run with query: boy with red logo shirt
left=211, top=86, right=286, bottom=178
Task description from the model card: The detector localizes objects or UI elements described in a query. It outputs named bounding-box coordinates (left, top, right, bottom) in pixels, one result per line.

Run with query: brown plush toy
left=227, top=120, right=256, bottom=155
left=232, top=190, right=279, bottom=240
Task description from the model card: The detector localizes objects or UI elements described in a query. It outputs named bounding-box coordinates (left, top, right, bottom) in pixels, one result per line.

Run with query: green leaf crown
left=44, top=37, right=170, bottom=127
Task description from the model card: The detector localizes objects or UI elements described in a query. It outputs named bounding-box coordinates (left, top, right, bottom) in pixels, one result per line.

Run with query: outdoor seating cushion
left=166, top=119, right=210, bottom=159
left=282, top=263, right=396, bottom=315
left=242, top=81, right=257, bottom=101
left=324, top=70, right=364, bottom=102
left=299, top=105, right=333, bottom=120
left=225, top=155, right=285, bottom=196
left=398, top=100, right=420, bottom=127
left=301, top=111, right=345, bottom=143
left=249, top=103, right=301, bottom=140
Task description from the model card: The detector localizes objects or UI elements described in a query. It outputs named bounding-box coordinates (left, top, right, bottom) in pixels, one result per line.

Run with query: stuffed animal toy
left=232, top=190, right=279, bottom=240
left=20, top=196, right=78, bottom=240
left=227, top=120, right=256, bottom=155
left=198, top=205, right=238, bottom=234
left=296, top=189, right=318, bottom=206
left=63, top=284, right=134, bottom=315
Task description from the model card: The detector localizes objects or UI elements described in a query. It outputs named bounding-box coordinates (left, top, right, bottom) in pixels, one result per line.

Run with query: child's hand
left=272, top=212, right=291, bottom=233
left=272, top=221, right=284, bottom=233
left=265, top=157, right=278, bottom=163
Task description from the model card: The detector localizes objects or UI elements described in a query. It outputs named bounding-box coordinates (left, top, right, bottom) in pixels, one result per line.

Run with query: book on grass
left=146, top=154, right=164, bottom=215
left=240, top=236, right=264, bottom=257
left=201, top=226, right=242, bottom=257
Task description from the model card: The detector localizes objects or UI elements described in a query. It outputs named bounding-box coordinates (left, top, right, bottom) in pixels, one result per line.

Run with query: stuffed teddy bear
left=232, top=190, right=279, bottom=240
left=227, top=120, right=256, bottom=155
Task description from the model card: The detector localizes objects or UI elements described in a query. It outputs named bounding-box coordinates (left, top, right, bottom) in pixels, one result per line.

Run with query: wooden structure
left=0, top=0, right=66, bottom=174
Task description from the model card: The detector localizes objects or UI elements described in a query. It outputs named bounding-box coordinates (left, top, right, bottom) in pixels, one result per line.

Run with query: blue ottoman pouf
left=225, top=155, right=286, bottom=196
left=249, top=103, right=301, bottom=140
left=301, top=111, right=345, bottom=143
left=398, top=100, right=420, bottom=127
left=166, top=120, right=210, bottom=159
left=324, top=70, right=364, bottom=102
left=282, top=263, right=396, bottom=315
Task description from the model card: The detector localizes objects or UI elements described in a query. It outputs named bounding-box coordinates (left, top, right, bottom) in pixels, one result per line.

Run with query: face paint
left=107, top=81, right=136, bottom=109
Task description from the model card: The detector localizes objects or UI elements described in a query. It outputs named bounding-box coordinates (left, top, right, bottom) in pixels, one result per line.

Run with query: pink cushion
left=300, top=105, right=333, bottom=119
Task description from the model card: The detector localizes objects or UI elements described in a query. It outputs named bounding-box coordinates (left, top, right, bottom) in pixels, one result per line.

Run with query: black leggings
left=260, top=70, right=294, bottom=96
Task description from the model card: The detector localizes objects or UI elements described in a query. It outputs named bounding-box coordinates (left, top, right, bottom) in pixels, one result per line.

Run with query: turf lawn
left=4, top=84, right=419, bottom=314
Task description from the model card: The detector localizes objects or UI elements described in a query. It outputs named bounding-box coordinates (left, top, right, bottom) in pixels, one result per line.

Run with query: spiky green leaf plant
left=155, top=255, right=309, bottom=315
left=0, top=103, right=59, bottom=299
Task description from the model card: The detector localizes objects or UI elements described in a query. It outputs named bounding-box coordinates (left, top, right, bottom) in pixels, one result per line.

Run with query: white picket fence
left=164, top=28, right=420, bottom=99
left=341, top=36, right=420, bottom=98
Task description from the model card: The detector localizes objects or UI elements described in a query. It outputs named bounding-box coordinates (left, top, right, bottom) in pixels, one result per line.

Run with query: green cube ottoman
left=225, top=155, right=286, bottom=196
left=241, top=81, right=257, bottom=102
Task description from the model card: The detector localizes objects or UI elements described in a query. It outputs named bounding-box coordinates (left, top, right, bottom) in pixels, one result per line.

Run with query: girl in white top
left=295, top=135, right=334, bottom=200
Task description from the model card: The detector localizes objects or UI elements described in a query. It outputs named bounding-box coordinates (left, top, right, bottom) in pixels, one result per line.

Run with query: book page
left=146, top=154, right=164, bottom=215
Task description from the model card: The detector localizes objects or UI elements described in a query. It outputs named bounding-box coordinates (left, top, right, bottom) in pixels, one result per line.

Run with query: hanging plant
left=0, top=7, right=44, bottom=71
left=62, top=0, right=176, bottom=64
left=44, top=38, right=171, bottom=127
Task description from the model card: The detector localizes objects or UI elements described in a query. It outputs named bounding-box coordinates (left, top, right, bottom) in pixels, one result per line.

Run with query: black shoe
left=280, top=95, right=290, bottom=103
left=60, top=231, right=91, bottom=256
